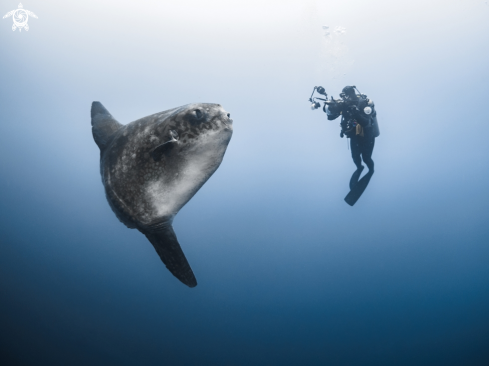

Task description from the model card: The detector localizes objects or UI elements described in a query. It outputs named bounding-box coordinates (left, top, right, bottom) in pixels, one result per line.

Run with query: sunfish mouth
left=222, top=113, right=233, bottom=130
left=222, top=120, right=233, bottom=129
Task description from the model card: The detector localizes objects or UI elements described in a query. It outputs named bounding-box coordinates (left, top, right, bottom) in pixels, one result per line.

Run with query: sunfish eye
left=194, top=109, right=203, bottom=119
left=227, top=113, right=230, bottom=118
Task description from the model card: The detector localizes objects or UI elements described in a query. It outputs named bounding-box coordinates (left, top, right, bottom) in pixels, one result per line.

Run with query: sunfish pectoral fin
left=140, top=226, right=197, bottom=287
left=151, top=140, right=177, bottom=162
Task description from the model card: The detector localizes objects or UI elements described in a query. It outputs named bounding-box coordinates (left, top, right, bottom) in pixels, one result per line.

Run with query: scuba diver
left=309, top=85, right=380, bottom=206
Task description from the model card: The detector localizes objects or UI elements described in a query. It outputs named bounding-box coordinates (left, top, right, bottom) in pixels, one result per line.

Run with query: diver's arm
left=355, top=111, right=371, bottom=126
left=352, top=101, right=375, bottom=127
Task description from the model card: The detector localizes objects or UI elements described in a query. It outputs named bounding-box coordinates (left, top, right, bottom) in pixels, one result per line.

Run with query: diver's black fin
left=140, top=226, right=197, bottom=288
left=349, top=166, right=365, bottom=190
left=91, top=102, right=123, bottom=150
left=344, top=171, right=373, bottom=206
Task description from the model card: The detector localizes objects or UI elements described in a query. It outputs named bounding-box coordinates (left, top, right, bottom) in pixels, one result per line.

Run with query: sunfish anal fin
left=140, top=225, right=197, bottom=288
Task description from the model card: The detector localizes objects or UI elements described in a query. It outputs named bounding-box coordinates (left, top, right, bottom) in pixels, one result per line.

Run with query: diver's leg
left=345, top=137, right=375, bottom=206
left=349, top=167, right=364, bottom=190
left=361, top=137, right=375, bottom=172
left=349, top=136, right=364, bottom=189
left=350, top=136, right=363, bottom=169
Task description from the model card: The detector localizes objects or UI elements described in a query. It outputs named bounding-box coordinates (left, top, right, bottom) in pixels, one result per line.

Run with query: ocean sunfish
left=91, top=102, right=233, bottom=287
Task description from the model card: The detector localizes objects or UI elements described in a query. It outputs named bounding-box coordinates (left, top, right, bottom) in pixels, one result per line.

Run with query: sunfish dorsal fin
left=91, top=102, right=123, bottom=150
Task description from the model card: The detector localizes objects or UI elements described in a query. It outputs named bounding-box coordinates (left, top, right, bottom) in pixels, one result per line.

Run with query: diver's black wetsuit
left=350, top=129, right=375, bottom=171
left=325, top=94, right=379, bottom=190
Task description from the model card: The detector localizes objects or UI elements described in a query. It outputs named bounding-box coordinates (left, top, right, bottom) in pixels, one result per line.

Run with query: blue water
left=1, top=1, right=488, bottom=365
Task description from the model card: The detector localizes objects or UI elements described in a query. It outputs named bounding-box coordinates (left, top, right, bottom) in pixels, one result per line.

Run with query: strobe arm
left=309, top=86, right=328, bottom=102
left=309, top=86, right=329, bottom=110
left=309, top=86, right=317, bottom=103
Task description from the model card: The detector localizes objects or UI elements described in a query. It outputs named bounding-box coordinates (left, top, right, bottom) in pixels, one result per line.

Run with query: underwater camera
left=309, top=85, right=365, bottom=111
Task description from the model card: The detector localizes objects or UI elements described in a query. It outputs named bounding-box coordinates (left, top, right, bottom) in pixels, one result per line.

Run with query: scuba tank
left=364, top=98, right=380, bottom=138
left=370, top=114, right=380, bottom=138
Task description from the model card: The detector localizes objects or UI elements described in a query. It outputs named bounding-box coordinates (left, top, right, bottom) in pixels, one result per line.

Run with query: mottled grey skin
left=91, top=102, right=233, bottom=287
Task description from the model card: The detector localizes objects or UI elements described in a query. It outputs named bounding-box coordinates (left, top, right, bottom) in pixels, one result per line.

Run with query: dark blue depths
left=1, top=91, right=488, bottom=365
